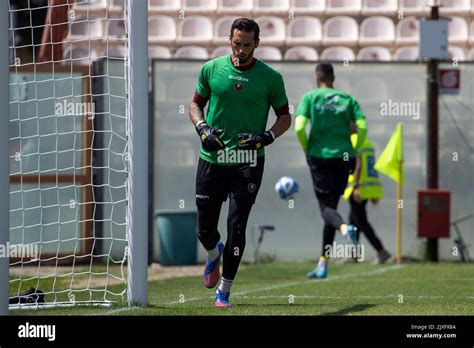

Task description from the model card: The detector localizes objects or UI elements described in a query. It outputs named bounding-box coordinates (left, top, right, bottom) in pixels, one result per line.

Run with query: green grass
left=10, top=262, right=474, bottom=316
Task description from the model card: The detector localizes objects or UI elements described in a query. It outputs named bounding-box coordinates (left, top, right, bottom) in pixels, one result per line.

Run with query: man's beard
left=232, top=49, right=255, bottom=66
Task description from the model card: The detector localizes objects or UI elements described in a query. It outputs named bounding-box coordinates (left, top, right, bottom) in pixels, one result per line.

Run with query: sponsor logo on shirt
left=314, top=94, right=348, bottom=112
left=248, top=183, right=257, bottom=193
left=196, top=194, right=210, bottom=199
left=228, top=75, right=249, bottom=83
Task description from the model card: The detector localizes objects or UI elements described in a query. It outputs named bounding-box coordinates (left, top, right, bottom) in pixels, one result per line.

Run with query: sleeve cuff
left=192, top=92, right=209, bottom=109
left=273, top=103, right=290, bottom=117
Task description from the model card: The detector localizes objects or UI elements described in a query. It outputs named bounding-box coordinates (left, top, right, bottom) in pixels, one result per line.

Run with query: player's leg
left=307, top=192, right=338, bottom=279
left=214, top=158, right=264, bottom=307
left=195, top=158, right=228, bottom=289
left=214, top=198, right=253, bottom=307
left=349, top=195, right=391, bottom=263
left=309, top=157, right=357, bottom=243
left=334, top=157, right=358, bottom=243
left=343, top=198, right=363, bottom=263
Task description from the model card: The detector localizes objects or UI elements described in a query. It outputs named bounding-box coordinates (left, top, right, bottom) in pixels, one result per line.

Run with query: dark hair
left=316, top=62, right=335, bottom=83
left=230, top=18, right=260, bottom=41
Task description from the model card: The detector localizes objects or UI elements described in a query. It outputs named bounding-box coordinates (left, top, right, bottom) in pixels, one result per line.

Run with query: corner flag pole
left=396, top=161, right=403, bottom=265
left=374, top=122, right=404, bottom=265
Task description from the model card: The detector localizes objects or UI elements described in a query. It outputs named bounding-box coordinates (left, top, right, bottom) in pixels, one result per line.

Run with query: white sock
left=340, top=224, right=349, bottom=237
left=317, top=256, right=328, bottom=269
left=207, top=245, right=219, bottom=261
left=218, top=277, right=233, bottom=294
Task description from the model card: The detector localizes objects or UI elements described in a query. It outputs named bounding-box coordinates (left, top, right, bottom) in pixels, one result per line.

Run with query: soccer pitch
left=11, top=262, right=474, bottom=316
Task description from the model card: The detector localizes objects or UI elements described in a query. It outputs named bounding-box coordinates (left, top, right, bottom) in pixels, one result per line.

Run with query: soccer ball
left=275, top=176, right=299, bottom=200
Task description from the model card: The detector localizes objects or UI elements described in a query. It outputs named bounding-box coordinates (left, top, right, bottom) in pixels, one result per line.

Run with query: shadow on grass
left=321, top=304, right=376, bottom=316
left=233, top=303, right=309, bottom=308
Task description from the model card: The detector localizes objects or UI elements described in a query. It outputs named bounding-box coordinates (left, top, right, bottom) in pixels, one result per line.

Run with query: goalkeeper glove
left=237, top=131, right=275, bottom=150
left=196, top=122, right=225, bottom=152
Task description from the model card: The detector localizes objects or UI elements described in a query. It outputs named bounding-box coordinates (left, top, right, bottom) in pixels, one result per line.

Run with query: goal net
left=4, top=0, right=147, bottom=309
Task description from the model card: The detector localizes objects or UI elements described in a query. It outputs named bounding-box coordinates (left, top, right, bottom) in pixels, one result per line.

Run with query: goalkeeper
left=295, top=62, right=367, bottom=279
left=188, top=18, right=291, bottom=308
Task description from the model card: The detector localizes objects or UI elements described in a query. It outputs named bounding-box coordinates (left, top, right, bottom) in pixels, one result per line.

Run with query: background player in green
left=342, top=123, right=391, bottom=264
left=295, top=62, right=367, bottom=279
left=188, top=18, right=291, bottom=307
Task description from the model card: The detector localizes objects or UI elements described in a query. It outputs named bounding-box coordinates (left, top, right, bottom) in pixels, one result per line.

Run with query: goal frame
left=0, top=0, right=149, bottom=314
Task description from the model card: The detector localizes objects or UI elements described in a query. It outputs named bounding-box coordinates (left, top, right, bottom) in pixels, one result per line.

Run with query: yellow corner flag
left=374, top=122, right=404, bottom=184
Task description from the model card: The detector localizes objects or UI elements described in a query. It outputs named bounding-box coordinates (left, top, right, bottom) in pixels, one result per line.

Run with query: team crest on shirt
left=234, top=83, right=244, bottom=91
left=248, top=183, right=257, bottom=193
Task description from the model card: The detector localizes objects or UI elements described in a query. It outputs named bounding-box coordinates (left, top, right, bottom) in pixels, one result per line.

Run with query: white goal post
left=0, top=0, right=148, bottom=313
left=0, top=0, right=10, bottom=317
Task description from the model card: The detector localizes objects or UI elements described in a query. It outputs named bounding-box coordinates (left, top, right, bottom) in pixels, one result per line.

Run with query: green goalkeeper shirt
left=296, top=87, right=367, bottom=159
left=195, top=55, right=289, bottom=165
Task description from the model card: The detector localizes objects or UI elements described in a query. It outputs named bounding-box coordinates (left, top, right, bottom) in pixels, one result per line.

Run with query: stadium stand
left=357, top=46, right=392, bottom=60
left=65, top=0, right=474, bottom=62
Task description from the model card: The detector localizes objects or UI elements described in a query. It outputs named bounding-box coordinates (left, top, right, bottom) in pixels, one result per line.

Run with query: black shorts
left=195, top=157, right=265, bottom=205
left=308, top=157, right=356, bottom=196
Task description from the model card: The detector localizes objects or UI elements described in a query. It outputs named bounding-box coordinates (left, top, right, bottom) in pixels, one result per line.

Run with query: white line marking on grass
left=101, top=306, right=140, bottom=316
left=231, top=295, right=474, bottom=300
left=161, top=264, right=403, bottom=306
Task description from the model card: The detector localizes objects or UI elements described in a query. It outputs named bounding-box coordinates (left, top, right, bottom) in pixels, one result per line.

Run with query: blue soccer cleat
left=214, top=289, right=232, bottom=308
left=345, top=224, right=358, bottom=245
left=307, top=265, right=327, bottom=279
left=203, top=241, right=224, bottom=289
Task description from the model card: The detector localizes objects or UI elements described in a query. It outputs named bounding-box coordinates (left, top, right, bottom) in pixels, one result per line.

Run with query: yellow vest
left=343, top=134, right=384, bottom=201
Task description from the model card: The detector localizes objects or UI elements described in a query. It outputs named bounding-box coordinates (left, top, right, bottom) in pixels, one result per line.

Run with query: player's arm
left=352, top=98, right=368, bottom=152
left=239, top=73, right=291, bottom=150
left=294, top=115, right=309, bottom=154
left=349, top=130, right=363, bottom=203
left=269, top=75, right=292, bottom=138
left=189, top=93, right=225, bottom=151
left=269, top=110, right=291, bottom=138
left=238, top=106, right=290, bottom=150
left=294, top=93, right=310, bottom=154
left=188, top=93, right=207, bottom=127
left=189, top=65, right=225, bottom=151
